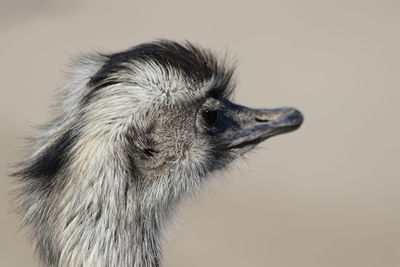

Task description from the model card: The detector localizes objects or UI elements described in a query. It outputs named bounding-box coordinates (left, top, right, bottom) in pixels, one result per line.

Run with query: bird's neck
left=43, top=145, right=170, bottom=267
left=56, top=173, right=165, bottom=267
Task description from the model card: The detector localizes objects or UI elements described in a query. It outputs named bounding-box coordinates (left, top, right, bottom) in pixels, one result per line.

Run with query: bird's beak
left=221, top=100, right=303, bottom=149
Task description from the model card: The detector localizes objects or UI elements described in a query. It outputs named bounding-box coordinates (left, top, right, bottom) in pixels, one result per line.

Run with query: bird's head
left=18, top=41, right=303, bottom=205
left=73, top=41, right=303, bottom=191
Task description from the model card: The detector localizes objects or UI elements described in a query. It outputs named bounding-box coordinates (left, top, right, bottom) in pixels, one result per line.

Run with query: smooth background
left=1, top=0, right=399, bottom=266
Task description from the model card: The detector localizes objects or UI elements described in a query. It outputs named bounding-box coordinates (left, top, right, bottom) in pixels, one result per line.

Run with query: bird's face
left=120, top=81, right=303, bottom=183
left=83, top=41, right=303, bottom=191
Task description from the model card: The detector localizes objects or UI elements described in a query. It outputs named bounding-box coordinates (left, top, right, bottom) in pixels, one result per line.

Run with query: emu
left=14, top=40, right=303, bottom=267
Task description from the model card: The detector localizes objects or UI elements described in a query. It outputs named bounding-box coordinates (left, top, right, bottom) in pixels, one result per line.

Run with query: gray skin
left=14, top=41, right=303, bottom=267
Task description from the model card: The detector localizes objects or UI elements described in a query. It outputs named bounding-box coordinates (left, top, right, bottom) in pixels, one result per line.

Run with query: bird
left=14, top=40, right=303, bottom=267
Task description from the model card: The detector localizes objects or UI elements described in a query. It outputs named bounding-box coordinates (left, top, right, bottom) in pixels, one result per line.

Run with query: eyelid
left=201, top=97, right=225, bottom=109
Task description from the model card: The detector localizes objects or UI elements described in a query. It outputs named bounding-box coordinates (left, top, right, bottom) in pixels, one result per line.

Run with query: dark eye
left=202, top=109, right=219, bottom=126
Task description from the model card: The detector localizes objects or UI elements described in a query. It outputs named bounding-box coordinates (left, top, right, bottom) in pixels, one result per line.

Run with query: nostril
left=255, top=117, right=270, bottom=123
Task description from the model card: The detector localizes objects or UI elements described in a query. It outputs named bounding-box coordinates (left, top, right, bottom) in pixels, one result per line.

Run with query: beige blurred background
left=1, top=0, right=400, bottom=266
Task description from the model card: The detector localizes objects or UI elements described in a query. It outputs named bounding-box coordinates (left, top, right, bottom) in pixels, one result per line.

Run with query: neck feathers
left=17, top=135, right=167, bottom=266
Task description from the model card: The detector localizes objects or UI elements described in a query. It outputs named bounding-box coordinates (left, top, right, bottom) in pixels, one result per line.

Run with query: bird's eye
left=202, top=109, right=219, bottom=126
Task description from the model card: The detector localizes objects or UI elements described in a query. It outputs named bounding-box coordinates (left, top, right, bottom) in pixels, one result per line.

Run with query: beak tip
left=288, top=108, right=304, bottom=127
